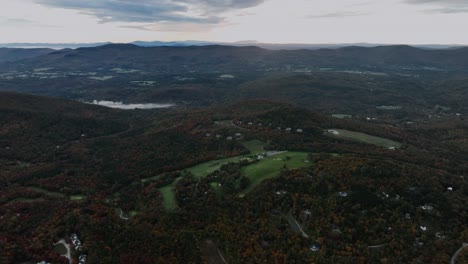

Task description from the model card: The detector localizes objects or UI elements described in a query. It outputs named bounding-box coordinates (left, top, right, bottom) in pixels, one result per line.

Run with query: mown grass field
left=158, top=177, right=181, bottom=210
left=331, top=114, right=352, bottom=119
left=153, top=140, right=311, bottom=209
left=185, top=140, right=266, bottom=179
left=240, top=151, right=310, bottom=194
left=70, top=195, right=86, bottom=201
left=327, top=129, right=402, bottom=149
left=187, top=155, right=251, bottom=179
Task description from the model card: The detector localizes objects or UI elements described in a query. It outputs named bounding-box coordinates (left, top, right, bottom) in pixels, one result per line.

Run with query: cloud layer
left=405, top=0, right=468, bottom=13
left=34, top=0, right=265, bottom=23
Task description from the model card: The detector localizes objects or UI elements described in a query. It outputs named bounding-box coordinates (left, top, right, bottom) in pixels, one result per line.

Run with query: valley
left=0, top=45, right=467, bottom=263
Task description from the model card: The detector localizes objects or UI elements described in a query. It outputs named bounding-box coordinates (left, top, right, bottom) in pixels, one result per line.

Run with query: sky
left=0, top=0, right=468, bottom=44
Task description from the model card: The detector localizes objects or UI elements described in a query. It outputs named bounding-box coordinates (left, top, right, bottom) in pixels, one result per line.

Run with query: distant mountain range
left=2, top=43, right=468, bottom=73
left=0, top=47, right=53, bottom=63
left=0, top=41, right=465, bottom=50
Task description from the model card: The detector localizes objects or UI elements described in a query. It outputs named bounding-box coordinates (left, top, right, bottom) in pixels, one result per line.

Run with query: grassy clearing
left=158, top=177, right=182, bottom=210
left=185, top=140, right=266, bottom=179
left=187, top=156, right=250, bottom=179
left=26, top=187, right=66, bottom=198
left=152, top=140, right=307, bottom=208
left=5, top=197, right=45, bottom=205
left=141, top=174, right=163, bottom=183
left=70, top=195, right=86, bottom=201
left=332, top=114, right=352, bottom=119
left=326, top=129, right=402, bottom=149
left=240, top=151, right=310, bottom=194
left=129, top=210, right=138, bottom=217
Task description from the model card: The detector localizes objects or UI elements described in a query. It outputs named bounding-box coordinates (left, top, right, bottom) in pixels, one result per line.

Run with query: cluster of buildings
left=205, top=132, right=243, bottom=141
left=71, top=234, right=82, bottom=251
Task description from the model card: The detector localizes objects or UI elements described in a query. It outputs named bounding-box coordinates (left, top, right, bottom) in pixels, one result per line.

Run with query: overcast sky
left=1, top=0, right=467, bottom=44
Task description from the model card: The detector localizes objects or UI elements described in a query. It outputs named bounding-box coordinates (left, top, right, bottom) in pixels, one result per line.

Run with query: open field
left=26, top=187, right=66, bottom=198
left=70, top=195, right=86, bottom=201
left=331, top=114, right=352, bottom=119
left=326, top=129, right=402, bottom=149
left=158, top=177, right=182, bottom=210
left=185, top=140, right=266, bottom=179
left=154, top=140, right=308, bottom=208
left=240, top=151, right=310, bottom=194
left=188, top=156, right=251, bottom=179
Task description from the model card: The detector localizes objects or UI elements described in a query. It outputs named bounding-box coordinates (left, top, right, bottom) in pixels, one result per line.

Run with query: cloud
left=0, top=17, right=58, bottom=28
left=33, top=0, right=265, bottom=24
left=308, top=11, right=369, bottom=18
left=405, top=0, right=468, bottom=13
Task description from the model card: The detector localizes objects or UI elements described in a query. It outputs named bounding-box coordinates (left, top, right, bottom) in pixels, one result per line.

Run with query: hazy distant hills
left=0, top=48, right=53, bottom=63
left=2, top=44, right=468, bottom=73
left=0, top=41, right=465, bottom=50
left=1, top=44, right=467, bottom=116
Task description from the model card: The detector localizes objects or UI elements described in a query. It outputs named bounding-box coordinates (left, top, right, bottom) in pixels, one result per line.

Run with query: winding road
left=451, top=242, right=468, bottom=264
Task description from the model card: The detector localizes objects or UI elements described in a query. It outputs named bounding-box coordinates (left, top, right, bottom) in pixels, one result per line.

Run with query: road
left=451, top=242, right=468, bottom=264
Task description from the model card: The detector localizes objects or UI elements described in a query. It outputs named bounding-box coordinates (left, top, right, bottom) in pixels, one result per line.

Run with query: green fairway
left=187, top=155, right=251, bottom=179
left=129, top=210, right=138, bottom=217
left=153, top=139, right=307, bottom=208
left=70, top=195, right=86, bottom=201
left=185, top=140, right=266, bottom=179
left=240, top=151, right=310, bottom=194
left=26, top=186, right=66, bottom=198
left=332, top=114, right=352, bottom=119
left=326, top=129, right=402, bottom=149
left=158, top=177, right=181, bottom=210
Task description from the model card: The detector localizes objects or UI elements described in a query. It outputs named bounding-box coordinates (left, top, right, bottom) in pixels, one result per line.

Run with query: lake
left=89, top=100, right=175, bottom=110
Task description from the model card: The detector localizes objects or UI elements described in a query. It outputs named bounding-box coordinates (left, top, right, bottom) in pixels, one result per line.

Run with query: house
left=296, top=129, right=303, bottom=133
left=71, top=233, right=82, bottom=251
left=435, top=232, right=446, bottom=239
left=301, top=210, right=313, bottom=222
left=235, top=133, right=242, bottom=137
left=310, top=244, right=320, bottom=252
left=78, top=254, right=87, bottom=264
left=205, top=133, right=212, bottom=137
left=421, top=205, right=433, bottom=211
left=285, top=128, right=292, bottom=131
left=226, top=136, right=233, bottom=140
left=248, top=122, right=253, bottom=125
left=215, top=134, right=222, bottom=138
left=447, top=187, right=453, bottom=191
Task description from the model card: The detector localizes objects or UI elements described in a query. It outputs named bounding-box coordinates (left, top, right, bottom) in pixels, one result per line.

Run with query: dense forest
left=0, top=92, right=466, bottom=263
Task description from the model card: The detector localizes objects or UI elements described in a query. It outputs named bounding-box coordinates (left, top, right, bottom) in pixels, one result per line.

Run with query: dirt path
left=201, top=240, right=228, bottom=264
left=451, top=242, right=468, bottom=264
left=118, top=208, right=129, bottom=220
left=286, top=213, right=309, bottom=238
